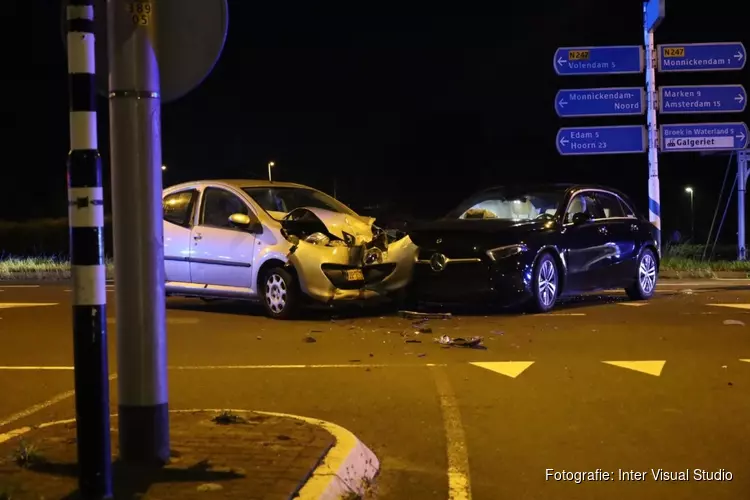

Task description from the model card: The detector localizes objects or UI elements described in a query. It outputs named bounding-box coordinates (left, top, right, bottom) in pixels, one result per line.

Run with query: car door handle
left=193, top=234, right=202, bottom=241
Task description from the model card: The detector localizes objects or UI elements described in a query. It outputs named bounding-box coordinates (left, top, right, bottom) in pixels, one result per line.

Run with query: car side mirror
left=228, top=213, right=263, bottom=233
left=571, top=212, right=592, bottom=225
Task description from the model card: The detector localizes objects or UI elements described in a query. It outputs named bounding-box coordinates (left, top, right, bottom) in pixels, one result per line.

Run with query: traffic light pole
left=65, top=0, right=113, bottom=497
left=107, top=0, right=170, bottom=464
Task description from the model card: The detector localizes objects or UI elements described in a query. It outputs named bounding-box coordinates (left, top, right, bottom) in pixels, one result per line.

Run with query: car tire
left=625, top=248, right=658, bottom=301
left=528, top=252, right=559, bottom=313
left=260, top=267, right=301, bottom=320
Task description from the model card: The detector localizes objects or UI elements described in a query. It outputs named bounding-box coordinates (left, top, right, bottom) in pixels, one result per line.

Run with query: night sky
left=23, top=0, right=749, bottom=241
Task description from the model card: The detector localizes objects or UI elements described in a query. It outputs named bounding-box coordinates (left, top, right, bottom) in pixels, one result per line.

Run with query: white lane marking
left=431, top=366, right=471, bottom=500
left=0, top=366, right=73, bottom=370
left=0, top=364, right=446, bottom=371
left=107, top=317, right=199, bottom=325
left=0, top=285, right=40, bottom=288
left=547, top=312, right=586, bottom=316
left=0, top=374, right=117, bottom=429
left=170, top=363, right=445, bottom=370
left=708, top=304, right=750, bottom=310
left=618, top=302, right=648, bottom=307
left=0, top=303, right=59, bottom=309
left=740, top=359, right=750, bottom=363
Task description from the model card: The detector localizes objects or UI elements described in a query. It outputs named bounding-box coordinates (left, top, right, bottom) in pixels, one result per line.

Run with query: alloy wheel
left=538, top=259, right=557, bottom=307
left=639, top=253, right=657, bottom=294
left=265, top=273, right=288, bottom=314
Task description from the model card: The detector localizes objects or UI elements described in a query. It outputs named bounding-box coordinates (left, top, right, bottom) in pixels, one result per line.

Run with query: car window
left=200, top=188, right=250, bottom=229
left=242, top=187, right=356, bottom=220
left=163, top=190, right=196, bottom=227
left=595, top=192, right=627, bottom=219
left=564, top=192, right=603, bottom=223
left=618, top=196, right=636, bottom=217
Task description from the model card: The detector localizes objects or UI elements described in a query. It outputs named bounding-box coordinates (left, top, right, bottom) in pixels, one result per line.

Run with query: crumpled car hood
left=298, top=207, right=374, bottom=242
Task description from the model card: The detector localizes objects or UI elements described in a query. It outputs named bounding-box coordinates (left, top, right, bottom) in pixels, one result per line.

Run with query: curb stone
left=0, top=409, right=380, bottom=500
left=659, top=270, right=750, bottom=280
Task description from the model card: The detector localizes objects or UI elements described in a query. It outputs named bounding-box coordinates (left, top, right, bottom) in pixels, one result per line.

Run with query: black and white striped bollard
left=65, top=0, right=113, bottom=498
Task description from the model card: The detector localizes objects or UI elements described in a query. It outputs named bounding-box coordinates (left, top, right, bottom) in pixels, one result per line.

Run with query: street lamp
left=268, top=161, right=275, bottom=182
left=685, top=186, right=694, bottom=239
left=161, top=164, right=167, bottom=171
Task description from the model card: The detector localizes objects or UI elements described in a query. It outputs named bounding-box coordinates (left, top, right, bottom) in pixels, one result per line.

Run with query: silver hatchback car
left=162, top=179, right=418, bottom=319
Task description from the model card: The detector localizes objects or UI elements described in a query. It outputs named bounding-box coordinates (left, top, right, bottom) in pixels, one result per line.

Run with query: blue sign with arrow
left=657, top=42, right=746, bottom=72
left=659, top=85, right=746, bottom=114
left=660, top=122, right=749, bottom=152
left=555, top=87, right=645, bottom=117
left=556, top=125, right=647, bottom=156
left=553, top=46, right=644, bottom=76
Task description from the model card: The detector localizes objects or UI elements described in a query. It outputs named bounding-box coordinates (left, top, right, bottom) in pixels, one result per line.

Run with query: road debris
left=417, top=353, right=427, bottom=358
left=723, top=319, right=746, bottom=327
left=303, top=336, right=317, bottom=343
left=435, top=335, right=484, bottom=348
left=399, top=310, right=452, bottom=320
left=256, top=336, right=262, bottom=340
left=405, top=339, right=422, bottom=343
left=490, top=330, right=504, bottom=335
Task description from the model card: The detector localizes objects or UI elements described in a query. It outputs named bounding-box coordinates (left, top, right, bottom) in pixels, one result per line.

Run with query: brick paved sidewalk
left=0, top=410, right=335, bottom=499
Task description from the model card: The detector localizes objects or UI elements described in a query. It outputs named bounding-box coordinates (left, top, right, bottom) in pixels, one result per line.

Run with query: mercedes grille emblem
left=430, top=253, right=448, bottom=272
left=436, top=238, right=442, bottom=244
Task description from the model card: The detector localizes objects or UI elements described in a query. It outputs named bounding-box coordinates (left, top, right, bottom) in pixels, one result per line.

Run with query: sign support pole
left=108, top=0, right=170, bottom=464
left=644, top=3, right=661, bottom=253
left=65, top=1, right=113, bottom=497
left=739, top=149, right=749, bottom=261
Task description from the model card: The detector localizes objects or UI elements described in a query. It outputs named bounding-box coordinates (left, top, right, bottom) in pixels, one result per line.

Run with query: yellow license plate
left=345, top=269, right=364, bottom=281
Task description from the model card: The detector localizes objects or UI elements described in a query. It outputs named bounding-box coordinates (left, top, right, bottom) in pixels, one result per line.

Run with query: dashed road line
left=431, top=366, right=472, bottom=500
left=0, top=285, right=40, bottom=288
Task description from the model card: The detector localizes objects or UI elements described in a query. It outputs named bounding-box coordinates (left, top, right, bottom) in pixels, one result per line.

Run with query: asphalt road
left=1, top=280, right=749, bottom=499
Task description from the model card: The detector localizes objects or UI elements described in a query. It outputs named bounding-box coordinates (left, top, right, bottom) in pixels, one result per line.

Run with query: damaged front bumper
left=288, top=234, right=418, bottom=303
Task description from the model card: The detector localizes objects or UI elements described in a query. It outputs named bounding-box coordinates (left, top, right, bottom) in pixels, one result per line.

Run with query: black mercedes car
left=407, top=184, right=659, bottom=312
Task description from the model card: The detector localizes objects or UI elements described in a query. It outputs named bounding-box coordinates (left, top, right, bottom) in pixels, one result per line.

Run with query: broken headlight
left=364, top=247, right=383, bottom=265
left=305, top=232, right=330, bottom=245
left=281, top=228, right=300, bottom=245
left=486, top=244, right=527, bottom=261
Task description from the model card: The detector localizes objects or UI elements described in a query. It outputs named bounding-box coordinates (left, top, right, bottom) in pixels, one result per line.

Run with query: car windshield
left=447, top=188, right=565, bottom=221
left=242, top=186, right=357, bottom=220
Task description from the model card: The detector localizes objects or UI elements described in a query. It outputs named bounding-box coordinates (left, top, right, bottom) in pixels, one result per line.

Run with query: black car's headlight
left=486, top=244, right=528, bottom=261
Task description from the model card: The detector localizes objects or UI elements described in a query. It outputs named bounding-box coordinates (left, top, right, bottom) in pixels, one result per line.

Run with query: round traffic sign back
left=61, top=0, right=228, bottom=104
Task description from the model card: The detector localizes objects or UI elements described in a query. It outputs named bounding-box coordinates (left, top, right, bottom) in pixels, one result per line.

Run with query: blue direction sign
left=645, top=0, right=665, bottom=31
left=555, top=87, right=645, bottom=118
left=659, top=85, right=747, bottom=114
left=556, top=125, right=647, bottom=156
left=660, top=122, right=749, bottom=153
left=553, top=45, right=644, bottom=76
left=657, top=42, right=746, bottom=72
